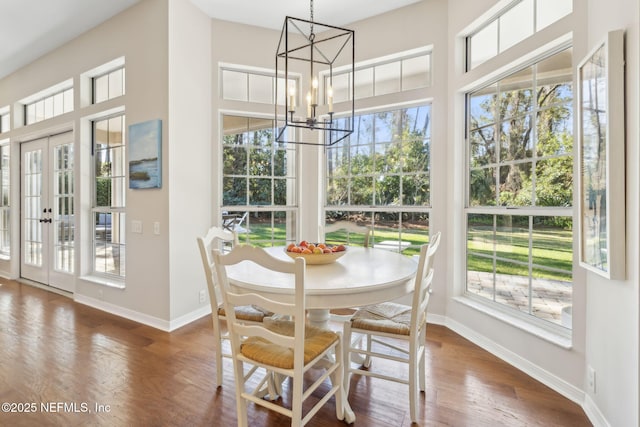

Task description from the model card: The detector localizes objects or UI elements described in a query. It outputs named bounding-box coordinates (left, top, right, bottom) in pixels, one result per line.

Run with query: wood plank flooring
left=0, top=278, right=591, bottom=426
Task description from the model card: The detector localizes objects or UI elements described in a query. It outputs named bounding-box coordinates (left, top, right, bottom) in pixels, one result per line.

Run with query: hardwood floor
left=0, top=278, right=591, bottom=426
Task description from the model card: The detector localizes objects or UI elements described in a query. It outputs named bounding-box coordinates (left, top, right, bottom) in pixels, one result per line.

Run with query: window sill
left=80, top=275, right=125, bottom=290
left=453, top=295, right=572, bottom=349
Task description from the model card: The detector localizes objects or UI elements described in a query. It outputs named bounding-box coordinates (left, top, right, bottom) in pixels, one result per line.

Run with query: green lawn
left=238, top=222, right=573, bottom=281
left=467, top=226, right=573, bottom=281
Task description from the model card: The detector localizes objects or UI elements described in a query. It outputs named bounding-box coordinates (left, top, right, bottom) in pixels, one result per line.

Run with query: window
left=325, top=105, right=431, bottom=253
left=465, top=46, right=573, bottom=328
left=53, top=143, right=74, bottom=273
left=0, top=144, right=9, bottom=258
left=329, top=50, right=432, bottom=103
left=220, top=66, right=294, bottom=105
left=93, top=114, right=126, bottom=278
left=93, top=67, right=125, bottom=103
left=466, top=0, right=572, bottom=70
left=221, top=115, right=297, bottom=247
left=24, top=86, right=73, bottom=125
left=0, top=109, right=9, bottom=133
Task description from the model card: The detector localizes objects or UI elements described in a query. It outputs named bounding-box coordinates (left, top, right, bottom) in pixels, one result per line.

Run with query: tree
left=469, top=81, right=573, bottom=210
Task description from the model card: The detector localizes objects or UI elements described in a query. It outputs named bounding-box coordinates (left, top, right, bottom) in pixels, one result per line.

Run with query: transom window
left=465, top=46, right=573, bottom=328
left=220, top=65, right=295, bottom=105
left=466, top=0, right=572, bottom=70
left=328, top=49, right=432, bottom=103
left=0, top=109, right=9, bottom=133
left=24, top=86, right=74, bottom=125
left=93, top=67, right=125, bottom=103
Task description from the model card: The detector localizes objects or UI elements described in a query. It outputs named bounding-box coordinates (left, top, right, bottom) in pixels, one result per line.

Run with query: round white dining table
left=224, top=246, right=418, bottom=329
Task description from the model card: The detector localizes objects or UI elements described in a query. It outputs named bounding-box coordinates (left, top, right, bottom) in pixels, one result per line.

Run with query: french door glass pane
left=54, top=143, right=74, bottom=274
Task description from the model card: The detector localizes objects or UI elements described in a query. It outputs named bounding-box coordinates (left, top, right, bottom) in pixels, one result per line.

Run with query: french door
left=21, top=132, right=75, bottom=292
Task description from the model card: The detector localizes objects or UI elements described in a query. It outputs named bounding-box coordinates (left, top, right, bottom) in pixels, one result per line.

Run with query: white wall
left=582, top=0, right=639, bottom=425
left=73, top=0, right=171, bottom=324
left=167, top=0, right=213, bottom=325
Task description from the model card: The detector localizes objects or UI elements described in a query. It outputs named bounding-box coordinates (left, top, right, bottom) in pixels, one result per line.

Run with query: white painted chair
left=212, top=245, right=345, bottom=427
left=323, top=220, right=371, bottom=247
left=196, top=226, right=272, bottom=387
left=225, top=212, right=249, bottom=233
left=343, top=231, right=441, bottom=423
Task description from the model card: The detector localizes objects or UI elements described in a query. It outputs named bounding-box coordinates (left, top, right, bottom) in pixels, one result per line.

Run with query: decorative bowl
left=284, top=245, right=347, bottom=265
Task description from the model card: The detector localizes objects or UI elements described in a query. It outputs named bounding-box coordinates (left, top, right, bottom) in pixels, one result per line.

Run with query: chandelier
left=275, top=0, right=354, bottom=146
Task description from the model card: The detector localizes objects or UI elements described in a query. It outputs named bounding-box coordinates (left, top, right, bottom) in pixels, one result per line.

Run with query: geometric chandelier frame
left=275, top=15, right=354, bottom=146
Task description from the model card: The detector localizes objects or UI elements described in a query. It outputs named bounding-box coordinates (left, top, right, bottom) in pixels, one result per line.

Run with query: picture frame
left=577, top=30, right=625, bottom=279
left=129, top=119, right=162, bottom=189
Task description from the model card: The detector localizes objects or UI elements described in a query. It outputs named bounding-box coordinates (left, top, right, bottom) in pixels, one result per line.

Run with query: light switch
left=132, top=220, right=142, bottom=233
left=153, top=222, right=160, bottom=235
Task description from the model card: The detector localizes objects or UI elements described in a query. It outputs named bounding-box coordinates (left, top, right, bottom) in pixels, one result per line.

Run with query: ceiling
left=0, top=0, right=421, bottom=81
left=190, top=0, right=422, bottom=30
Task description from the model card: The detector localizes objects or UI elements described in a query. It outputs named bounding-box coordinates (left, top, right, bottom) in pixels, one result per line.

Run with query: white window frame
left=22, top=80, right=74, bottom=125
left=91, top=113, right=126, bottom=281
left=219, top=63, right=297, bottom=106
left=0, top=107, right=10, bottom=133
left=324, top=100, right=433, bottom=253
left=93, top=66, right=126, bottom=104
left=462, top=42, right=575, bottom=337
left=465, top=0, right=573, bottom=71
left=220, top=112, right=298, bottom=247
left=326, top=46, right=433, bottom=103
left=323, top=48, right=434, bottom=252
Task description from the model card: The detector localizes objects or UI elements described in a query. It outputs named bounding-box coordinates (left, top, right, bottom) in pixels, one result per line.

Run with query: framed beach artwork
left=577, top=30, right=625, bottom=280
left=129, top=119, right=162, bottom=189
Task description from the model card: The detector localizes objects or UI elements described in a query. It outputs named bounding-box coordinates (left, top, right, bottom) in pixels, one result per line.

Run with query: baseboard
left=582, top=394, right=610, bottom=427
left=168, top=305, right=212, bottom=331
left=74, top=294, right=213, bottom=332
left=427, top=312, right=447, bottom=326
left=74, top=294, right=172, bottom=331
left=444, top=317, right=585, bottom=406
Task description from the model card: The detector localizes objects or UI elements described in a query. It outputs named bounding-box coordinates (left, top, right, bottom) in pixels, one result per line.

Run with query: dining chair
left=212, top=245, right=345, bottom=427
left=323, top=220, right=371, bottom=247
left=342, top=231, right=441, bottom=423
left=223, top=212, right=249, bottom=233
left=196, top=226, right=273, bottom=387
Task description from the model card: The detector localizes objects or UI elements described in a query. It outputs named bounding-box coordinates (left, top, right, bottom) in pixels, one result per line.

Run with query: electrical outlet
left=199, top=289, right=206, bottom=304
left=587, top=366, right=596, bottom=394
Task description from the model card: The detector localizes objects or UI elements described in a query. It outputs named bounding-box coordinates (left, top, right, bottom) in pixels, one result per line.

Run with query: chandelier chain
left=310, top=0, right=314, bottom=35
left=310, top=0, right=314, bottom=22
